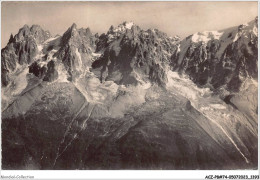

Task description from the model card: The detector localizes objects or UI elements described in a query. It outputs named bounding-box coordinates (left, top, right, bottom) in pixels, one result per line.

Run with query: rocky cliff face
left=171, top=17, right=258, bottom=92
left=92, top=22, right=179, bottom=86
left=54, top=23, right=98, bottom=81
left=168, top=18, right=258, bottom=129
left=1, top=19, right=258, bottom=170
left=1, top=25, right=51, bottom=86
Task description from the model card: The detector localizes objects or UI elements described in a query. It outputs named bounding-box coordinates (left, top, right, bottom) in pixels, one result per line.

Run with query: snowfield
left=191, top=31, right=223, bottom=43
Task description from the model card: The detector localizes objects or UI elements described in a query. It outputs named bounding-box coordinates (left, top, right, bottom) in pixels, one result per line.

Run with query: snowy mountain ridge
left=1, top=17, right=258, bottom=170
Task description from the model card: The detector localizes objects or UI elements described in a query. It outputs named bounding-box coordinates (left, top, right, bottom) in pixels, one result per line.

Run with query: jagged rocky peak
left=179, top=17, right=257, bottom=47
left=105, top=21, right=141, bottom=44
left=170, top=17, right=258, bottom=92
left=1, top=24, right=53, bottom=86
left=59, top=23, right=96, bottom=48
left=30, top=24, right=52, bottom=43
left=100, top=20, right=179, bottom=49
left=5, top=24, right=51, bottom=46
left=7, top=34, right=15, bottom=44
left=108, top=21, right=135, bottom=34
left=14, top=24, right=31, bottom=42
left=92, top=21, right=180, bottom=86
left=71, top=22, right=77, bottom=29
left=1, top=17, right=258, bottom=171
left=78, top=27, right=92, bottom=37
left=142, top=28, right=180, bottom=47
left=54, top=23, right=98, bottom=81
left=60, top=23, right=80, bottom=45
left=236, top=17, right=258, bottom=37
left=13, top=24, right=51, bottom=44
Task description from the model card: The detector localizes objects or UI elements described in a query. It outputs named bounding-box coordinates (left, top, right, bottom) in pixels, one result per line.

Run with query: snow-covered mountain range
left=1, top=17, right=258, bottom=169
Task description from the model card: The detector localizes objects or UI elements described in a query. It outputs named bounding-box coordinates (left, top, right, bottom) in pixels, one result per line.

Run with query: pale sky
left=1, top=1, right=258, bottom=47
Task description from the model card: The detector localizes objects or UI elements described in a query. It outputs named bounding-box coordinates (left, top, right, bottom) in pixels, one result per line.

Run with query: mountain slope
left=92, top=22, right=179, bottom=86
left=171, top=17, right=258, bottom=92
left=1, top=25, right=51, bottom=86
left=1, top=19, right=258, bottom=170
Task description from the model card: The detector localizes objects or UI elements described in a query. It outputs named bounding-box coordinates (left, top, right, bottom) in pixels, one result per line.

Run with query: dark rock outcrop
left=29, top=61, right=47, bottom=79
left=92, top=22, right=179, bottom=86
left=28, top=60, right=58, bottom=82
left=43, top=60, right=58, bottom=82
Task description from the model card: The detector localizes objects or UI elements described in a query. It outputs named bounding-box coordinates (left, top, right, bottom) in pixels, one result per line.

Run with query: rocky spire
left=8, top=34, right=14, bottom=44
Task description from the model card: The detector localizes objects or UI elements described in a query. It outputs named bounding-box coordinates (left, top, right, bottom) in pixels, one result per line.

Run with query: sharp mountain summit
left=1, top=18, right=258, bottom=169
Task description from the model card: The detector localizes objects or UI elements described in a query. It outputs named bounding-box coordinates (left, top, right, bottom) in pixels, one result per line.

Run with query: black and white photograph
left=0, top=1, right=258, bottom=179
